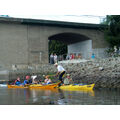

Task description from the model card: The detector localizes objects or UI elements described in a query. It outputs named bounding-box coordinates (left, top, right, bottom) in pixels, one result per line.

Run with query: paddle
left=43, top=74, right=57, bottom=78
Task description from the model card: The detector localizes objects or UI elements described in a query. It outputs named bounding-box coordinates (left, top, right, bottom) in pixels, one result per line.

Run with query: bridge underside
left=48, top=32, right=93, bottom=59
left=48, top=32, right=108, bottom=59
left=48, top=33, right=90, bottom=44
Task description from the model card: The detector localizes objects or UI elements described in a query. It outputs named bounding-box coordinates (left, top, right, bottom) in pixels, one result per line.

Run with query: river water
left=0, top=86, right=120, bottom=105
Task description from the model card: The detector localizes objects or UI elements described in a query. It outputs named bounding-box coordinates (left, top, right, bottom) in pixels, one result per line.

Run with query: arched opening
left=48, top=32, right=90, bottom=44
left=48, top=32, right=92, bottom=62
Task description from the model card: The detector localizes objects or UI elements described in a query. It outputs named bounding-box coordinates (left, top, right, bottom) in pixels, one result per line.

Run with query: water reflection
left=56, top=89, right=67, bottom=105
left=0, top=87, right=120, bottom=105
left=31, top=90, right=38, bottom=102
left=29, top=88, right=59, bottom=105
left=23, top=89, right=31, bottom=104
left=93, top=89, right=120, bottom=105
left=60, top=89, right=95, bottom=97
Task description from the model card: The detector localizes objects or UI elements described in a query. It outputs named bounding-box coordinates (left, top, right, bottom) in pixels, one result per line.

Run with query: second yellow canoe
left=59, top=84, right=95, bottom=91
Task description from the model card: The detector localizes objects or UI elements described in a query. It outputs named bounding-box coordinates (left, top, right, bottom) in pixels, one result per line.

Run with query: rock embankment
left=61, top=58, right=120, bottom=88
left=9, top=57, right=120, bottom=88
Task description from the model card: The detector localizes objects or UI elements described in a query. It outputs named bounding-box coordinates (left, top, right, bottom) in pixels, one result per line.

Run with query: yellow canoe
left=7, top=85, right=29, bottom=88
left=29, top=82, right=61, bottom=89
left=59, top=84, right=95, bottom=91
left=7, top=81, right=61, bottom=89
left=8, top=83, right=95, bottom=91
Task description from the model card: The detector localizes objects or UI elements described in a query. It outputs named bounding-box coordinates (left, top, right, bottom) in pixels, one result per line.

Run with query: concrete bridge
left=0, top=17, right=108, bottom=69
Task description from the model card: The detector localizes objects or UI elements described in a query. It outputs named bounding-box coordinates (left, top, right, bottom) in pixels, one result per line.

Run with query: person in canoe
left=14, top=77, right=21, bottom=86
left=63, top=74, right=73, bottom=85
left=54, top=63, right=66, bottom=84
left=31, top=75, right=38, bottom=84
left=23, top=75, right=31, bottom=85
left=44, top=75, right=52, bottom=84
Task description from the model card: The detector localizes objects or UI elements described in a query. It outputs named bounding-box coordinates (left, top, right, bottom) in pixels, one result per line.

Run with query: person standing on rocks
left=54, top=53, right=58, bottom=63
left=54, top=63, right=66, bottom=84
left=50, top=53, right=54, bottom=64
left=91, top=53, right=95, bottom=59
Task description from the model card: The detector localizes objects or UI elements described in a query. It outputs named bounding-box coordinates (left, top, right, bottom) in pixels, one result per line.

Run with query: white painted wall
left=68, top=40, right=92, bottom=59
left=92, top=48, right=108, bottom=58
left=68, top=40, right=108, bottom=59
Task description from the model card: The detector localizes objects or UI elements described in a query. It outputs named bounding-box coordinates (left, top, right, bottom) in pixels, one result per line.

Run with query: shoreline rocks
left=8, top=57, right=120, bottom=88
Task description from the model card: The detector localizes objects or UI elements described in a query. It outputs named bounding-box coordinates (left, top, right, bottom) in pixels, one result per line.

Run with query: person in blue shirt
left=14, top=77, right=21, bottom=86
left=23, top=79, right=29, bottom=85
left=91, top=53, right=95, bottom=59
left=22, top=75, right=31, bottom=85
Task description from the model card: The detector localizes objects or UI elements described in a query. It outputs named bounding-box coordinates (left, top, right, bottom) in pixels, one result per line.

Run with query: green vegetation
left=49, top=40, right=67, bottom=56
left=103, top=15, right=120, bottom=48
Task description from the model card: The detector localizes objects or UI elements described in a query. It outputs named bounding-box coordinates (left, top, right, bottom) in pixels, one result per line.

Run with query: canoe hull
left=7, top=85, right=28, bottom=88
left=7, top=83, right=95, bottom=91
left=59, top=84, right=95, bottom=91
left=29, top=82, right=61, bottom=89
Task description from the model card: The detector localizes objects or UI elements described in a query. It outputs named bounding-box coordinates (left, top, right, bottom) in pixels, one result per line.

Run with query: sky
left=1, top=15, right=105, bottom=24
left=0, top=0, right=120, bottom=24
left=8, top=15, right=105, bottom=24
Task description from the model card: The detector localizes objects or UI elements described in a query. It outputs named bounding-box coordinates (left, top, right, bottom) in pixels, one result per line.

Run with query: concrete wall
left=0, top=22, right=28, bottom=68
left=68, top=40, right=108, bottom=59
left=92, top=48, right=108, bottom=58
left=27, top=25, right=48, bottom=64
left=68, top=40, right=92, bottom=58
left=0, top=22, right=49, bottom=69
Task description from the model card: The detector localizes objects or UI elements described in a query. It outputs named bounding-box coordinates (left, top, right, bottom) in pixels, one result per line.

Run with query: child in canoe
left=44, top=75, right=52, bottom=84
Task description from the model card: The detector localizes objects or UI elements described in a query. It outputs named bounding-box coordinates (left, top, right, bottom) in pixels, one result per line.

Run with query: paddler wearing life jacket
left=44, top=75, right=52, bottom=84
left=14, top=77, right=21, bottom=86
left=54, top=63, right=66, bottom=84
left=63, top=74, right=73, bottom=85
left=23, top=75, right=31, bottom=85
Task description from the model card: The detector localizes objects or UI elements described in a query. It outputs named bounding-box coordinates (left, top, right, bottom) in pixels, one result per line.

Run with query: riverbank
left=7, top=57, right=120, bottom=88
left=59, top=57, right=120, bottom=88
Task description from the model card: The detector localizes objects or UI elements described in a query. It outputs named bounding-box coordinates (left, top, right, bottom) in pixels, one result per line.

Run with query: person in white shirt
left=54, top=53, right=57, bottom=63
left=31, top=75, right=37, bottom=84
left=54, top=63, right=66, bottom=84
left=50, top=53, right=54, bottom=64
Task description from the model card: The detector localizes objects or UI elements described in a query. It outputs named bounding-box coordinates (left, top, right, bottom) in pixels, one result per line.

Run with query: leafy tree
left=103, top=15, right=120, bottom=48
left=49, top=40, right=67, bottom=56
